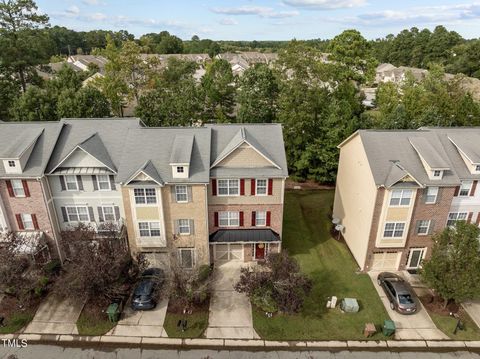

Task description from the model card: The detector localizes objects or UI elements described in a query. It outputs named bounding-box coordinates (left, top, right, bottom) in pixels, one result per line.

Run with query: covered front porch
left=209, top=228, right=280, bottom=263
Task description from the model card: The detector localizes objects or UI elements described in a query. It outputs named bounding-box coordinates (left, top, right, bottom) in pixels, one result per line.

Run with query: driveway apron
left=206, top=261, right=260, bottom=339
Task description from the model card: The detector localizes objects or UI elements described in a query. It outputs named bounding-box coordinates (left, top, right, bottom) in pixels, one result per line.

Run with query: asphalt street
left=2, top=344, right=480, bottom=359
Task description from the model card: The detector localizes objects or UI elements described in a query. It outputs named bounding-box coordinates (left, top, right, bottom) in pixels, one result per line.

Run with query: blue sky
left=36, top=0, right=480, bottom=40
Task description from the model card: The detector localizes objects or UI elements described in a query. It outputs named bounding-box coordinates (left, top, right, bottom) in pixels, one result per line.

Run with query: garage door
left=371, top=252, right=400, bottom=270
left=214, top=244, right=243, bottom=262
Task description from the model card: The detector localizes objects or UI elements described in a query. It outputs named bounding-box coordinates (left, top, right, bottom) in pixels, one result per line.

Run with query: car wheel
left=377, top=279, right=382, bottom=286
left=390, top=302, right=395, bottom=310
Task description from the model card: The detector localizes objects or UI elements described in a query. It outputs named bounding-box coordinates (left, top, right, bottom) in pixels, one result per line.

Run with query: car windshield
left=398, top=294, right=414, bottom=304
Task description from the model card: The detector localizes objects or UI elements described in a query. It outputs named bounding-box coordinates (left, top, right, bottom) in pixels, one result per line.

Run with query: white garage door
left=214, top=244, right=243, bottom=262
left=371, top=252, right=400, bottom=270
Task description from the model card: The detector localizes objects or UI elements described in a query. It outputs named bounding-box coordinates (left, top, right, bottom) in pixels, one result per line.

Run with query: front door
left=255, top=243, right=265, bottom=260
left=407, top=248, right=426, bottom=269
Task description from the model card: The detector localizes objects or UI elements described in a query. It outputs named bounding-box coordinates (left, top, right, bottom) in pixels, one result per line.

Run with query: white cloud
left=282, top=0, right=366, bottom=10
left=211, top=6, right=299, bottom=18
left=89, top=12, right=107, bottom=21
left=82, top=0, right=102, bottom=5
left=219, top=18, right=238, bottom=26
left=66, top=5, right=80, bottom=15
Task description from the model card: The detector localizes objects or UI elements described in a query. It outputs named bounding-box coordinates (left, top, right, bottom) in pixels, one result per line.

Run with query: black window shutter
left=88, top=207, right=94, bottom=222
left=61, top=207, right=68, bottom=222
left=77, top=176, right=84, bottom=191
left=428, top=220, right=435, bottom=235
left=60, top=176, right=66, bottom=191
left=114, top=206, right=120, bottom=221
left=187, top=186, right=193, bottom=202
left=97, top=207, right=104, bottom=222
left=92, top=175, right=98, bottom=191
left=109, top=175, right=116, bottom=190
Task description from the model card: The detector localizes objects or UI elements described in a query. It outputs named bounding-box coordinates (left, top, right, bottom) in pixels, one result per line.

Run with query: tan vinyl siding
left=135, top=207, right=160, bottom=220
left=216, top=144, right=272, bottom=168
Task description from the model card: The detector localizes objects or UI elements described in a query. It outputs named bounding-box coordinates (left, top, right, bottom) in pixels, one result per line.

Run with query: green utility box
left=383, top=319, right=396, bottom=336
left=106, top=303, right=120, bottom=323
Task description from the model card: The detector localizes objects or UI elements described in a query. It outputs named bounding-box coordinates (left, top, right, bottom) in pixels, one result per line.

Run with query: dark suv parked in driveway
left=377, top=272, right=417, bottom=314
left=131, top=268, right=165, bottom=311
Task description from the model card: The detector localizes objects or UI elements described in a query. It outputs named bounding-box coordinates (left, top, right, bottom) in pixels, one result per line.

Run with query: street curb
left=2, top=333, right=478, bottom=351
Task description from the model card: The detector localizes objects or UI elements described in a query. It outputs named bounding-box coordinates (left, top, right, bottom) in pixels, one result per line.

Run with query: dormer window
left=171, top=164, right=189, bottom=179
left=177, top=166, right=184, bottom=174
left=476, top=165, right=480, bottom=172
left=8, top=161, right=15, bottom=168
left=433, top=170, right=441, bottom=177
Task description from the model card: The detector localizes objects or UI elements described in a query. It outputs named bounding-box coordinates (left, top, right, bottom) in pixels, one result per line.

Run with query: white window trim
left=8, top=160, right=16, bottom=168
left=175, top=185, right=188, bottom=203
left=11, top=180, right=25, bottom=198
left=255, top=179, right=268, bottom=196
left=101, top=205, right=116, bottom=222
left=176, top=166, right=184, bottom=173
left=66, top=206, right=91, bottom=223
left=219, top=211, right=240, bottom=227
left=64, top=175, right=79, bottom=191
left=447, top=212, right=468, bottom=227
left=389, top=189, right=413, bottom=207
left=406, top=247, right=427, bottom=269
left=475, top=165, right=480, bottom=173
left=21, top=213, right=34, bottom=230
left=134, top=187, right=157, bottom=206
left=255, top=211, right=267, bottom=227
left=96, top=175, right=112, bottom=191
left=425, top=187, right=439, bottom=204
left=138, top=221, right=161, bottom=237
left=217, top=179, right=240, bottom=197
left=382, top=222, right=406, bottom=239
left=417, top=220, right=431, bottom=236
left=178, top=219, right=191, bottom=235
left=459, top=181, right=473, bottom=197
left=179, top=248, right=196, bottom=269
left=433, top=170, right=442, bottom=177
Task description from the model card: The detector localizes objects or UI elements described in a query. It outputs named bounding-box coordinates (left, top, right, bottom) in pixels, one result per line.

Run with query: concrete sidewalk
left=462, top=301, right=480, bottom=329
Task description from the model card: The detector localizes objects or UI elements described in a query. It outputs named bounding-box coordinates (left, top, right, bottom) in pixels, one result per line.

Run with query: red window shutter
left=6, top=180, right=14, bottom=197
left=251, top=211, right=256, bottom=226
left=15, top=214, right=24, bottom=230
left=22, top=180, right=30, bottom=197
left=239, top=211, right=244, bottom=227
left=476, top=213, right=480, bottom=226
left=32, top=214, right=39, bottom=230
left=471, top=181, right=478, bottom=197
left=240, top=179, right=245, bottom=196
left=251, top=179, right=256, bottom=195
left=266, top=211, right=271, bottom=226
left=453, top=186, right=460, bottom=196
left=268, top=179, right=273, bottom=195
left=467, top=212, right=473, bottom=223
left=212, top=179, right=217, bottom=196
left=214, top=212, right=219, bottom=227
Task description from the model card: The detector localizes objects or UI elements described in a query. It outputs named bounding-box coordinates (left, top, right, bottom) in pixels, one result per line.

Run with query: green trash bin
left=106, top=303, right=120, bottom=323
left=383, top=319, right=396, bottom=336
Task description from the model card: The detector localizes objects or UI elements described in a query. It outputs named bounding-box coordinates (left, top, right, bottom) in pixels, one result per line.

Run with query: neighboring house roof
left=409, top=136, right=451, bottom=169
left=0, top=122, right=63, bottom=178
left=117, top=127, right=212, bottom=184
left=169, top=135, right=195, bottom=164
left=351, top=130, right=460, bottom=187
left=209, top=228, right=280, bottom=243
left=46, top=118, right=141, bottom=174
left=206, top=124, right=288, bottom=178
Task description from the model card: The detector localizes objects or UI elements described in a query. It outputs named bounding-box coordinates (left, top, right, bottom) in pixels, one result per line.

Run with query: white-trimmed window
left=459, top=181, right=473, bottom=197
left=219, top=211, right=239, bottom=227
left=134, top=188, right=157, bottom=204
left=138, top=222, right=161, bottom=237
left=65, top=175, right=79, bottom=191
left=176, top=166, right=184, bottom=174
left=417, top=220, right=431, bottom=235
left=476, top=165, right=480, bottom=172
left=433, top=170, right=442, bottom=178
left=101, top=206, right=115, bottom=222
left=96, top=175, right=111, bottom=191
left=66, top=206, right=90, bottom=222
left=425, top=187, right=438, bottom=204
left=447, top=212, right=468, bottom=227
left=255, top=211, right=267, bottom=226
left=178, top=219, right=191, bottom=235
left=11, top=180, right=25, bottom=197
left=383, top=222, right=406, bottom=238
left=21, top=214, right=34, bottom=230
left=256, top=179, right=267, bottom=196
left=8, top=160, right=15, bottom=168
left=179, top=248, right=195, bottom=269
left=218, top=179, right=239, bottom=196
left=389, top=189, right=413, bottom=206
left=175, top=185, right=188, bottom=203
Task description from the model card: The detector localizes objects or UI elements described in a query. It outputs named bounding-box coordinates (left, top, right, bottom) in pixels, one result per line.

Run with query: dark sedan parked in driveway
left=131, top=268, right=165, bottom=311
left=377, top=272, right=417, bottom=314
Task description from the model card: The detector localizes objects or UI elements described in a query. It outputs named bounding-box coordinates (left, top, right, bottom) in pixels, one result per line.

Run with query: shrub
left=252, top=286, right=278, bottom=313
left=197, top=264, right=212, bottom=283
left=43, top=260, right=61, bottom=276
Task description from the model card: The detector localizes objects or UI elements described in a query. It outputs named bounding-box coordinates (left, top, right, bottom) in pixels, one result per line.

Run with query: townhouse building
left=206, top=125, right=288, bottom=263
left=333, top=128, right=480, bottom=272
left=0, top=122, right=63, bottom=259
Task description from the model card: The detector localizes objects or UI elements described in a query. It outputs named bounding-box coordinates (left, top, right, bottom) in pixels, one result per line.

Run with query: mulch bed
left=0, top=295, right=41, bottom=331
left=167, top=298, right=210, bottom=315
left=285, top=179, right=334, bottom=190
left=82, top=297, right=111, bottom=320
left=419, top=294, right=460, bottom=315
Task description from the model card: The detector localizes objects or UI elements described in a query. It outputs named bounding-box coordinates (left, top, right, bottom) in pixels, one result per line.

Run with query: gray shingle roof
left=206, top=124, right=288, bottom=178
left=47, top=118, right=141, bottom=174
left=4, top=128, right=44, bottom=158
left=118, top=127, right=211, bottom=184
left=169, top=135, right=194, bottom=165
left=0, top=122, right=63, bottom=178
left=409, top=136, right=451, bottom=169
left=448, top=133, right=480, bottom=164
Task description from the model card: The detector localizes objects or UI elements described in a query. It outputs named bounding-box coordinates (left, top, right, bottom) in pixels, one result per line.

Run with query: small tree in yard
left=235, top=251, right=312, bottom=314
left=421, top=221, right=480, bottom=308
left=54, top=223, right=141, bottom=300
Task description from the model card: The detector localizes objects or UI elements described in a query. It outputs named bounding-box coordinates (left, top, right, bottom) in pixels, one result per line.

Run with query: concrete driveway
left=368, top=271, right=448, bottom=340
left=106, top=298, right=169, bottom=338
left=23, top=295, right=84, bottom=335
left=205, top=261, right=260, bottom=339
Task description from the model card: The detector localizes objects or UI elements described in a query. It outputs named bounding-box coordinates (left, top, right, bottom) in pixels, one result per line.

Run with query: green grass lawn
left=428, top=310, right=480, bottom=341
left=76, top=299, right=116, bottom=336
left=253, top=189, right=391, bottom=340
left=163, top=310, right=209, bottom=338
left=0, top=312, right=34, bottom=334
